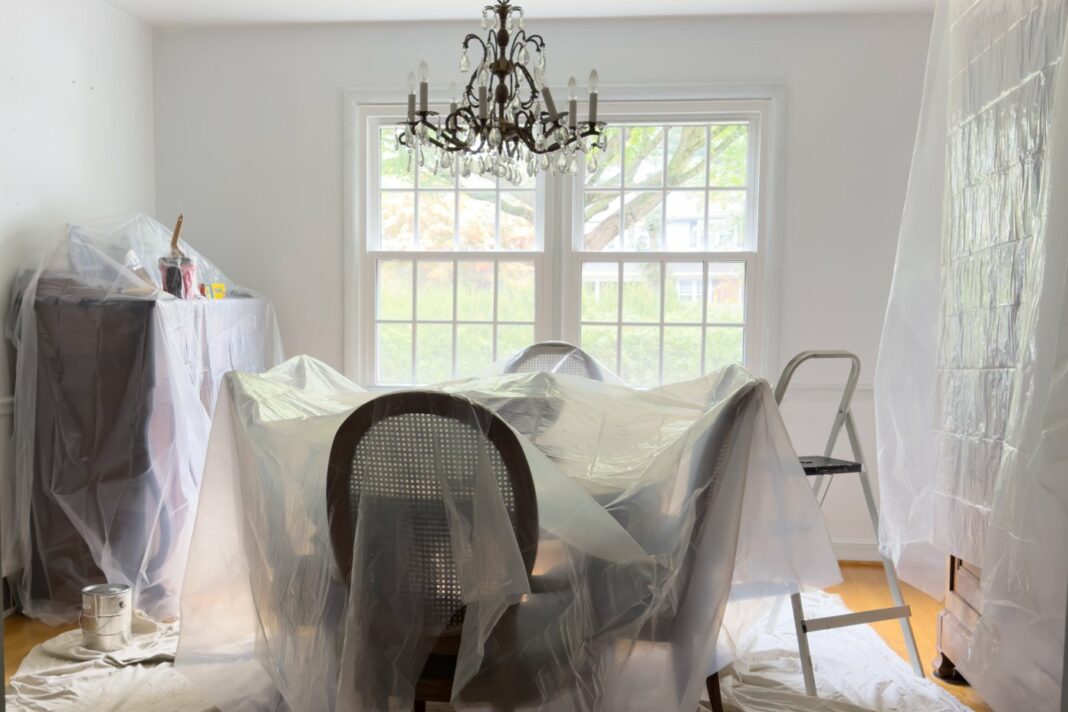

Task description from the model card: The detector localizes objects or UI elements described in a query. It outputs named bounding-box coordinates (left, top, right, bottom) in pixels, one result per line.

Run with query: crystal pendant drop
left=587, top=153, right=598, bottom=173
left=488, top=127, right=502, bottom=147
left=518, top=46, right=529, bottom=64
left=536, top=51, right=546, bottom=71
left=460, top=49, right=470, bottom=72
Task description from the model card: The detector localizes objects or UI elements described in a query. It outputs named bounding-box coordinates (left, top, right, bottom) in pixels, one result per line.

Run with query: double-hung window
left=355, top=100, right=768, bottom=388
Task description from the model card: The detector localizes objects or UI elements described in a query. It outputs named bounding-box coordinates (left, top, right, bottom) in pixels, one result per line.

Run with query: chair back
left=502, top=341, right=605, bottom=381
left=326, top=391, right=538, bottom=637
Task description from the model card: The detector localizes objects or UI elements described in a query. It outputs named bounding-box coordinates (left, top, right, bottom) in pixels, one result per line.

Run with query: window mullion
left=658, top=261, right=666, bottom=384
left=700, top=261, right=709, bottom=374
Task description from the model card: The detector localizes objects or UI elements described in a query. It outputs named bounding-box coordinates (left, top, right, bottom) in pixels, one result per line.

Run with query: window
left=570, top=121, right=755, bottom=386
left=369, top=126, right=543, bottom=385
left=355, top=100, right=768, bottom=387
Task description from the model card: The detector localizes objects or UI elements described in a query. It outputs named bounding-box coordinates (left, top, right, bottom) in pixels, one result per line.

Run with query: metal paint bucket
left=80, top=583, right=132, bottom=652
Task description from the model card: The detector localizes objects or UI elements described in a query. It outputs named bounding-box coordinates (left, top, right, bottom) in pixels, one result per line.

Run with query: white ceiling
left=107, top=0, right=933, bottom=27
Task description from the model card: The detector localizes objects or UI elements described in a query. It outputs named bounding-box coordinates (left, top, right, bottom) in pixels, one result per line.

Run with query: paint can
left=80, top=583, right=132, bottom=652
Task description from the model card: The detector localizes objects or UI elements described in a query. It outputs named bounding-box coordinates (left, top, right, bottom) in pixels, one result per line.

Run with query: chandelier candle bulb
left=567, top=76, right=578, bottom=129
left=406, top=71, right=416, bottom=120
left=589, top=69, right=599, bottom=123
left=418, top=60, right=429, bottom=113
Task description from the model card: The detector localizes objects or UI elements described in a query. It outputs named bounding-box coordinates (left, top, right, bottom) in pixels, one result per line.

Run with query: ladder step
left=799, top=456, right=863, bottom=475
left=803, top=605, right=912, bottom=633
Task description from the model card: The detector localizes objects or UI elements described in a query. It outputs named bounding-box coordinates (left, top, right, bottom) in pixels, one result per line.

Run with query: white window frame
left=348, top=103, right=553, bottom=386
left=560, top=98, right=777, bottom=378
left=345, top=89, right=783, bottom=386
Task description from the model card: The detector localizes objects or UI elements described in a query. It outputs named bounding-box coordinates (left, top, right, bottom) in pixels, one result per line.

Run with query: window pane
left=417, top=261, right=454, bottom=320
left=457, top=323, right=494, bottom=376
left=416, top=323, right=453, bottom=383
left=377, top=260, right=413, bottom=320
left=419, top=155, right=455, bottom=189
left=623, top=126, right=665, bottom=188
left=458, top=192, right=496, bottom=250
left=580, top=325, right=617, bottom=371
left=707, top=190, right=746, bottom=251
left=586, top=126, right=621, bottom=188
left=456, top=262, right=494, bottom=321
left=664, top=262, right=703, bottom=323
left=497, top=262, right=535, bottom=321
left=623, top=191, right=663, bottom=250
left=418, top=191, right=456, bottom=249
left=706, top=326, right=744, bottom=370
left=584, top=192, right=622, bottom=251
left=497, top=323, right=534, bottom=360
left=707, top=262, right=745, bottom=324
left=500, top=191, right=536, bottom=250
left=665, top=191, right=706, bottom=251
left=377, top=323, right=412, bottom=383
left=621, top=262, right=660, bottom=323
left=380, top=128, right=413, bottom=189
left=709, top=124, right=748, bottom=187
left=380, top=192, right=415, bottom=250
left=663, top=326, right=703, bottom=383
left=581, top=262, right=619, bottom=321
left=666, top=126, right=706, bottom=188
left=620, top=325, right=660, bottom=387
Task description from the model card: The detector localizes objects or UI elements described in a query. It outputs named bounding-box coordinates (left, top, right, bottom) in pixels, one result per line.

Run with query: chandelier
left=398, top=0, right=607, bottom=185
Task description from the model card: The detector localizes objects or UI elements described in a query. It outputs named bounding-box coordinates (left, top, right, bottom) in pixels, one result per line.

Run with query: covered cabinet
left=6, top=215, right=283, bottom=624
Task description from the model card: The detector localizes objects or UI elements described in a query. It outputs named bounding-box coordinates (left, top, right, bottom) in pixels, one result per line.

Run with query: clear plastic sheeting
left=6, top=214, right=283, bottom=624
left=176, top=356, right=838, bottom=711
left=876, top=1, right=1068, bottom=709
left=483, top=341, right=625, bottom=385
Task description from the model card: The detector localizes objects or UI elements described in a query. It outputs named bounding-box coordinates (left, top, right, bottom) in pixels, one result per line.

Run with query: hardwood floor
left=4, top=614, right=77, bottom=685
left=2, top=564, right=994, bottom=711
left=827, top=562, right=993, bottom=712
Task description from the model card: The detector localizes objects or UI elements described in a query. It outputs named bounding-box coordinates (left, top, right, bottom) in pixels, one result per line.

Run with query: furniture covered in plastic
left=175, top=356, right=839, bottom=711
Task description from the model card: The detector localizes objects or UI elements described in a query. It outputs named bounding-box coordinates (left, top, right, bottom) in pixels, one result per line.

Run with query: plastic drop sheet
left=5, top=214, right=284, bottom=624
left=175, top=356, right=838, bottom=712
left=876, top=1, right=1068, bottom=709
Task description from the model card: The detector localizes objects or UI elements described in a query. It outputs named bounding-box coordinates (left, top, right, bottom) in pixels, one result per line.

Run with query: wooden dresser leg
left=705, top=671, right=724, bottom=712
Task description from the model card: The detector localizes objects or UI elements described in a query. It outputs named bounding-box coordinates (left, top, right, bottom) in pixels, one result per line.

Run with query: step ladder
left=774, top=350, right=924, bottom=695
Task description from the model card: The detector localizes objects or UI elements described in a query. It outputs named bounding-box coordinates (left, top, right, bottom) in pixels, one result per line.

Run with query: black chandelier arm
left=513, top=64, right=542, bottom=109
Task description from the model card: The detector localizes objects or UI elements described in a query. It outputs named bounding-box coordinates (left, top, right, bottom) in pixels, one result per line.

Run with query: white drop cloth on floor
left=6, top=612, right=210, bottom=711
left=6, top=593, right=972, bottom=712
left=716, top=591, right=970, bottom=712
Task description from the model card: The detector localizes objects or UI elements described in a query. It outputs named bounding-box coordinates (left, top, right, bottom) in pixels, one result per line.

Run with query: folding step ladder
left=774, top=350, right=924, bottom=695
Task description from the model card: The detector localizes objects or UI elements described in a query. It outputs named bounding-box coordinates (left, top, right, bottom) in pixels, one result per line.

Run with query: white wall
left=0, top=0, right=156, bottom=571
left=154, top=12, right=931, bottom=557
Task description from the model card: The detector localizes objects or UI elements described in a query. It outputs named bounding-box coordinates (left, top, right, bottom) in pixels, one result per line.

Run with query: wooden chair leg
left=413, top=700, right=427, bottom=712
left=705, top=671, right=724, bottom=712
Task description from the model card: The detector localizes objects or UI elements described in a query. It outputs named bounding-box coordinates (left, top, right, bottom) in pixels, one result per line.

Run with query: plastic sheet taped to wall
left=6, top=214, right=284, bottom=624
left=175, top=357, right=839, bottom=711
left=876, top=1, right=1068, bottom=709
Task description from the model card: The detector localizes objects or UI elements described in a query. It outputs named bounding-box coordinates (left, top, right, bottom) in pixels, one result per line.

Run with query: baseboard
left=832, top=539, right=880, bottom=562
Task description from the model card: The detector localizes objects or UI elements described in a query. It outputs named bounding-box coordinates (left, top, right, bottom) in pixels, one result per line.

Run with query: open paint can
left=80, top=583, right=132, bottom=652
